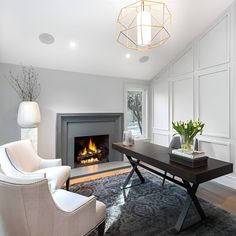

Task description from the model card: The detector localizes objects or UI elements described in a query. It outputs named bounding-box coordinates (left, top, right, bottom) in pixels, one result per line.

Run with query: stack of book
left=170, top=149, right=208, bottom=168
left=172, top=149, right=206, bottom=159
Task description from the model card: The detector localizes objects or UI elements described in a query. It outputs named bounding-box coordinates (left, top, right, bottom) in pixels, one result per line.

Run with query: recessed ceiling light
left=139, top=56, right=149, bottom=63
left=125, top=53, right=131, bottom=59
left=69, top=41, right=77, bottom=49
left=39, top=33, right=55, bottom=44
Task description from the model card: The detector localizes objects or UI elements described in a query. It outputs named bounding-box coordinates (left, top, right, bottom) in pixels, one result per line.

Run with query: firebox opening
left=74, top=135, right=109, bottom=167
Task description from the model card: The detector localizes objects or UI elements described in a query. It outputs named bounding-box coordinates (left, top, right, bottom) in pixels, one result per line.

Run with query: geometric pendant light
left=117, top=0, right=171, bottom=51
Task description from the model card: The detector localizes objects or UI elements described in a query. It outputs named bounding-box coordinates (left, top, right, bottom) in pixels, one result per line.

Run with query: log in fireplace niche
left=56, top=113, right=124, bottom=168
left=74, top=134, right=109, bottom=167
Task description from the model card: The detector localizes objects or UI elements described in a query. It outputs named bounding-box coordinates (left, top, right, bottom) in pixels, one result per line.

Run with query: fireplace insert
left=74, top=135, right=109, bottom=167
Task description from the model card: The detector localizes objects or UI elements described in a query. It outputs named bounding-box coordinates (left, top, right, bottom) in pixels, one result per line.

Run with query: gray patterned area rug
left=70, top=171, right=236, bottom=236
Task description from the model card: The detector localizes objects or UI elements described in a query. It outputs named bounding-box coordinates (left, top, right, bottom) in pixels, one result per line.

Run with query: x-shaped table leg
left=174, top=180, right=206, bottom=232
left=121, top=155, right=145, bottom=189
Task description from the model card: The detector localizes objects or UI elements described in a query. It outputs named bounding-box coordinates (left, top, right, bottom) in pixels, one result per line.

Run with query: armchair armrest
left=40, top=159, right=62, bottom=169
left=52, top=189, right=96, bottom=213
left=52, top=190, right=97, bottom=235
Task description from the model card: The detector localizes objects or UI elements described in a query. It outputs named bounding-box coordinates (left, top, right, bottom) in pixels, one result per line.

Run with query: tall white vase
left=17, top=101, right=41, bottom=128
left=17, top=101, right=41, bottom=152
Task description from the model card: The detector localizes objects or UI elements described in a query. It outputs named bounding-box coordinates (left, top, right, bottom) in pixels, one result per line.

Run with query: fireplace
left=74, top=135, right=109, bottom=167
left=56, top=113, right=124, bottom=168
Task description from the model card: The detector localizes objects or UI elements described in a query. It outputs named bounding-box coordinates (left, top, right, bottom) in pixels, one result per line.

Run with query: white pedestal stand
left=21, top=128, right=38, bottom=152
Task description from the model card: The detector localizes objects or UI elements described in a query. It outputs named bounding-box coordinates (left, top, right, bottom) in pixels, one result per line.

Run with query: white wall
left=151, top=3, right=236, bottom=186
left=0, top=63, right=148, bottom=158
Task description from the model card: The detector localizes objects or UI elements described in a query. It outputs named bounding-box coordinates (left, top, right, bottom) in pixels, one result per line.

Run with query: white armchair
left=0, top=140, right=71, bottom=191
left=0, top=173, right=106, bottom=236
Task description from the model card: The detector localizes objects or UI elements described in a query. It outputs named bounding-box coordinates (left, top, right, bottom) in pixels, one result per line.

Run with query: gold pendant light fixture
left=117, top=0, right=171, bottom=51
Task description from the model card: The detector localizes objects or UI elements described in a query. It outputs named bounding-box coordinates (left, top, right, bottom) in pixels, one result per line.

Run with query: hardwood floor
left=198, top=181, right=236, bottom=215
left=70, top=168, right=130, bottom=185
left=70, top=167, right=236, bottom=215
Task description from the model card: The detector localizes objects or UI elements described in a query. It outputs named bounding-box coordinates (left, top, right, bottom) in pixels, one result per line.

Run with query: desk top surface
left=112, top=141, right=233, bottom=184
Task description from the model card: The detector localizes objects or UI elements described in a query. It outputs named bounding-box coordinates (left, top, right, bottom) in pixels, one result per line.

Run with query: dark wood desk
left=112, top=141, right=233, bottom=233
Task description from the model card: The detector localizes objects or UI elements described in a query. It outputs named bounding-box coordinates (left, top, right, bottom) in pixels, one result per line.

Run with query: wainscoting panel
left=198, top=14, right=229, bottom=70
left=153, top=133, right=169, bottom=147
left=199, top=139, right=230, bottom=162
left=172, top=47, right=194, bottom=76
left=151, top=3, right=236, bottom=184
left=198, top=69, right=230, bottom=138
left=153, top=80, right=169, bottom=131
left=172, top=77, right=194, bottom=121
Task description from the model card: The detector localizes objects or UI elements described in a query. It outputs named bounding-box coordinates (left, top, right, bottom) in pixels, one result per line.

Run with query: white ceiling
left=0, top=0, right=234, bottom=80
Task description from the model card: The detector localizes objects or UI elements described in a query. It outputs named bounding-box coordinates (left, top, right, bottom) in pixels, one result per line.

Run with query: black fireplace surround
left=56, top=113, right=124, bottom=168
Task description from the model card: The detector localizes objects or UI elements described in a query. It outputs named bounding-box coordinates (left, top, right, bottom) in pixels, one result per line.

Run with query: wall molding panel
left=198, top=138, right=231, bottom=162
left=172, top=46, right=194, bottom=76
left=197, top=68, right=230, bottom=138
left=153, top=133, right=170, bottom=147
left=152, top=128, right=170, bottom=136
left=198, top=13, right=230, bottom=70
left=172, top=77, right=194, bottom=122
left=151, top=2, right=236, bottom=184
left=153, top=80, right=170, bottom=131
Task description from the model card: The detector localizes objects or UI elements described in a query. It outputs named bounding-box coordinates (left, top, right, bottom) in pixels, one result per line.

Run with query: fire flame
left=89, top=138, right=97, bottom=152
left=81, top=147, right=87, bottom=155
left=79, top=138, right=97, bottom=156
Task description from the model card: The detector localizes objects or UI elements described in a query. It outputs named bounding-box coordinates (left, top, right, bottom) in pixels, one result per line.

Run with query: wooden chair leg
left=98, top=221, right=105, bottom=236
left=66, top=178, right=70, bottom=191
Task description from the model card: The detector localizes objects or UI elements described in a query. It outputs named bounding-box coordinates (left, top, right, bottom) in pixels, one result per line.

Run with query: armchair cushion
left=34, top=166, right=71, bottom=190
left=40, top=158, right=62, bottom=169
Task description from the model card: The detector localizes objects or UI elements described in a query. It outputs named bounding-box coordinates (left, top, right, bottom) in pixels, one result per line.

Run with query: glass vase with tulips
left=172, top=120, right=204, bottom=152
